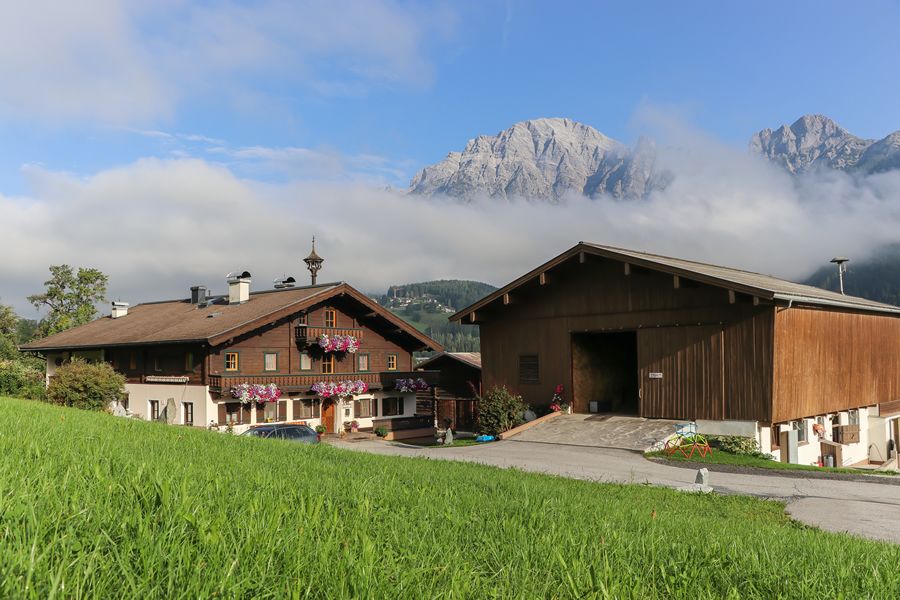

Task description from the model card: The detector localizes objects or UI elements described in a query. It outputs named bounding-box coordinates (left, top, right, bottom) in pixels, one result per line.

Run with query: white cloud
left=0, top=0, right=453, bottom=125
left=3, top=132, right=900, bottom=318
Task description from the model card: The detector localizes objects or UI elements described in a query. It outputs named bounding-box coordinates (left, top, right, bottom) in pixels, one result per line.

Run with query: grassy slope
left=1, top=398, right=899, bottom=598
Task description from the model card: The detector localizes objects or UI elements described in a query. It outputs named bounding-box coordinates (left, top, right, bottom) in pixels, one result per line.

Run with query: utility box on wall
left=779, top=428, right=799, bottom=463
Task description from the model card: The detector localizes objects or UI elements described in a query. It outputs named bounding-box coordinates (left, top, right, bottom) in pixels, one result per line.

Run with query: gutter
left=773, top=293, right=900, bottom=315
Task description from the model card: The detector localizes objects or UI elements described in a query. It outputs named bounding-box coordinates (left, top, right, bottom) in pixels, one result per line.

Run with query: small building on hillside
left=415, top=352, right=481, bottom=431
left=451, top=242, right=900, bottom=466
left=23, top=267, right=441, bottom=438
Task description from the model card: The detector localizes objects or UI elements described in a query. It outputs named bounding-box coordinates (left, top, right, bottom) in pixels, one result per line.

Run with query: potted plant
left=349, top=420, right=360, bottom=433
left=314, top=424, right=327, bottom=440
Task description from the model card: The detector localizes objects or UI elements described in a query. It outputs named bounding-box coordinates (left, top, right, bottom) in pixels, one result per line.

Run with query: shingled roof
left=452, top=242, right=900, bottom=321
left=21, top=282, right=441, bottom=352
left=416, top=352, right=481, bottom=371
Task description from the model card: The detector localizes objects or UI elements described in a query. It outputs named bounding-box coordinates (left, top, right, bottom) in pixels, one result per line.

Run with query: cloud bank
left=3, top=124, right=900, bottom=317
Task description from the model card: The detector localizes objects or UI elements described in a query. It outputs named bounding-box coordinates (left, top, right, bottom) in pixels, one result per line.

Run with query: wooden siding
left=772, top=307, right=900, bottom=423
left=478, top=255, right=774, bottom=421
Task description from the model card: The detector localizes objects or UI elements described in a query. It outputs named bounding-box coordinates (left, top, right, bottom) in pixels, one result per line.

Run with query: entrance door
left=571, top=332, right=639, bottom=414
left=323, top=401, right=335, bottom=433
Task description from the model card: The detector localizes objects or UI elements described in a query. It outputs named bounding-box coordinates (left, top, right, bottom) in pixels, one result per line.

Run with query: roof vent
left=111, top=301, right=129, bottom=319
left=226, top=271, right=251, bottom=304
left=274, top=276, right=296, bottom=289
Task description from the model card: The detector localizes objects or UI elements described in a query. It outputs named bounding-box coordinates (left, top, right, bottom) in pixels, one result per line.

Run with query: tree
left=46, top=359, right=125, bottom=410
left=28, top=265, right=108, bottom=338
left=0, top=302, right=20, bottom=360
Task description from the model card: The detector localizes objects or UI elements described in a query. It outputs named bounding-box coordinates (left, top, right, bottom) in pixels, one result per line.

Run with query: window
left=226, top=403, right=240, bottom=425
left=184, top=352, right=194, bottom=372
left=295, top=399, right=320, bottom=419
left=264, top=352, right=277, bottom=371
left=183, top=402, right=194, bottom=426
left=792, top=420, right=808, bottom=443
left=354, top=398, right=373, bottom=418
left=299, top=352, right=312, bottom=371
left=519, top=355, right=540, bottom=384
left=129, top=352, right=137, bottom=370
left=357, top=354, right=370, bottom=372
left=225, top=352, right=239, bottom=371
left=387, top=354, right=397, bottom=371
left=324, top=309, right=336, bottom=328
left=382, top=397, right=403, bottom=416
left=149, top=400, right=160, bottom=420
left=849, top=409, right=860, bottom=425
left=263, top=403, right=278, bottom=422
left=322, top=354, right=335, bottom=374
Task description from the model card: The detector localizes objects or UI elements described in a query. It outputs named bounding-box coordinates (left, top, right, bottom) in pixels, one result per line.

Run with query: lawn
left=646, top=449, right=899, bottom=477
left=1, top=397, right=899, bottom=598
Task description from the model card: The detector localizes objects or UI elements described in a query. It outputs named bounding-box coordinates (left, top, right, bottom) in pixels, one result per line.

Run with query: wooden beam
left=539, top=272, right=548, bottom=286
left=503, top=293, right=511, bottom=305
left=624, top=263, right=631, bottom=276
left=469, top=311, right=476, bottom=323
left=728, top=290, right=736, bottom=304
left=673, top=275, right=680, bottom=289
left=753, top=296, right=760, bottom=306
left=579, top=251, right=586, bottom=264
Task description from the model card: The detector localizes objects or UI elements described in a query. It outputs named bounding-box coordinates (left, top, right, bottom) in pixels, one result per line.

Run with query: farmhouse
left=452, top=242, right=900, bottom=466
left=415, top=352, right=481, bottom=430
left=22, top=249, right=441, bottom=437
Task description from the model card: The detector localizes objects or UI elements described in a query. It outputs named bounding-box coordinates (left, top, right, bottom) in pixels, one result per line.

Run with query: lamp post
left=304, top=237, right=324, bottom=285
left=830, top=257, right=849, bottom=295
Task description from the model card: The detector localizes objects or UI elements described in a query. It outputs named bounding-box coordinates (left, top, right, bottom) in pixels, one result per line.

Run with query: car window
left=243, top=428, right=267, bottom=437
left=280, top=427, right=304, bottom=439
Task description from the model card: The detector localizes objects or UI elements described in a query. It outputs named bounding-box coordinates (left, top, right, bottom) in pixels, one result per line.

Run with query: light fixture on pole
left=304, top=237, right=324, bottom=285
left=830, top=257, right=849, bottom=295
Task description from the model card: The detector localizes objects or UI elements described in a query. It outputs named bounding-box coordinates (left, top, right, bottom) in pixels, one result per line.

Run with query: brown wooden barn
left=415, top=352, right=481, bottom=430
left=451, top=242, right=900, bottom=465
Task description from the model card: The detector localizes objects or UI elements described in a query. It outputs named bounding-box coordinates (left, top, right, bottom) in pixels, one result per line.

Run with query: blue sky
left=2, top=1, right=900, bottom=193
left=3, top=1, right=900, bottom=313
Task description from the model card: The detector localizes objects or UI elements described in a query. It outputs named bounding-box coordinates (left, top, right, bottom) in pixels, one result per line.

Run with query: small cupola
left=111, top=301, right=129, bottom=319
left=226, top=271, right=252, bottom=304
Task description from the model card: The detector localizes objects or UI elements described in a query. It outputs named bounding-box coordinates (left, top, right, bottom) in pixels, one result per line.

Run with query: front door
left=323, top=401, right=335, bottom=433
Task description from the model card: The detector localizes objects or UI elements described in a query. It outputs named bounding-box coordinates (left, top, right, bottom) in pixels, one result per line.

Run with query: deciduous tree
left=28, top=265, right=108, bottom=337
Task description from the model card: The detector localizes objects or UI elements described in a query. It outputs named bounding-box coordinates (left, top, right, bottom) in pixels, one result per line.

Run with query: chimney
left=190, top=285, right=208, bottom=304
left=227, top=271, right=251, bottom=304
left=111, top=301, right=129, bottom=319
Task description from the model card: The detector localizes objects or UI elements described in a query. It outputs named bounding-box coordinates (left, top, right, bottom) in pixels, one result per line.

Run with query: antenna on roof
left=830, top=257, right=849, bottom=295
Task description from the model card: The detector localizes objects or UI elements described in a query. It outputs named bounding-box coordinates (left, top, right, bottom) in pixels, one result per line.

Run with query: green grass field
left=2, top=397, right=899, bottom=598
left=647, top=449, right=899, bottom=476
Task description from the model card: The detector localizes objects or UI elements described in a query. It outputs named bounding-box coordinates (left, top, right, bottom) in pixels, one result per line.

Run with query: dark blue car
left=240, top=424, right=319, bottom=444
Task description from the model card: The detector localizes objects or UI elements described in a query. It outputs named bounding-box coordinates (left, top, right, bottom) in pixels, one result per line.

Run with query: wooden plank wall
left=772, top=307, right=900, bottom=423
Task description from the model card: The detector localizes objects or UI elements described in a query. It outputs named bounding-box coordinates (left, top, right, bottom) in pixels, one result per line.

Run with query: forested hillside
left=805, top=244, right=900, bottom=306
left=377, top=280, right=496, bottom=353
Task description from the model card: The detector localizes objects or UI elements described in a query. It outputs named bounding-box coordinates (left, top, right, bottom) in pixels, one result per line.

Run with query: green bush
left=476, top=386, right=527, bottom=436
left=374, top=426, right=389, bottom=438
left=708, top=435, right=772, bottom=459
left=0, top=359, right=46, bottom=400
left=46, top=359, right=125, bottom=411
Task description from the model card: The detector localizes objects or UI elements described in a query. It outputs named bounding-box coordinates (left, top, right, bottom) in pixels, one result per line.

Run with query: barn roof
left=21, top=282, right=442, bottom=352
left=416, top=352, right=481, bottom=371
left=451, top=242, right=900, bottom=322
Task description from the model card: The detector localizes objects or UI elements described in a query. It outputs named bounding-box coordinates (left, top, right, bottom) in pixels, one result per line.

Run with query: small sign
left=649, top=372, right=663, bottom=379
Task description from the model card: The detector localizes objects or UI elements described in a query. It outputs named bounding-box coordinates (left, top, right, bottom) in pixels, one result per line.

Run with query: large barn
left=451, top=242, right=900, bottom=466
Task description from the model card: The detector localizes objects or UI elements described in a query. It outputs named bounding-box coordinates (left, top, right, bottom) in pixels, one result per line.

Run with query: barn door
left=637, top=325, right=724, bottom=420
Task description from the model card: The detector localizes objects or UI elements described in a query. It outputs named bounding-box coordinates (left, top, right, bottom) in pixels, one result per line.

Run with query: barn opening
left=571, top=332, right=639, bottom=414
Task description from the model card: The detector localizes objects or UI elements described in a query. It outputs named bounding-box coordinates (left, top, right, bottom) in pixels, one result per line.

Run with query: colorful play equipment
left=664, top=422, right=713, bottom=458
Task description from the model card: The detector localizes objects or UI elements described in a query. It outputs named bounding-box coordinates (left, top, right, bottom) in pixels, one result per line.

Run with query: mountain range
left=409, top=114, right=900, bottom=201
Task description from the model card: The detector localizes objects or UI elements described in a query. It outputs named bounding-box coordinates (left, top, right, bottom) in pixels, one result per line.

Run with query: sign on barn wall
left=649, top=372, right=663, bottom=379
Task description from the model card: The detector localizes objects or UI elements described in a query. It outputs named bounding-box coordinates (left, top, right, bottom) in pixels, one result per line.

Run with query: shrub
left=374, top=427, right=388, bottom=438
left=46, top=359, right=125, bottom=411
left=0, top=359, right=46, bottom=400
left=708, top=435, right=772, bottom=459
left=476, top=386, right=527, bottom=436
left=314, top=425, right=327, bottom=435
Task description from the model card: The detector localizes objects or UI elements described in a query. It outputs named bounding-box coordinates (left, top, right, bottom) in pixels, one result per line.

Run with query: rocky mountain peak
left=750, top=114, right=874, bottom=174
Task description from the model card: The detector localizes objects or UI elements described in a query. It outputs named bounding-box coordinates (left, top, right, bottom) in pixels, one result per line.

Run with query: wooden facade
left=457, top=243, right=900, bottom=427
left=415, top=353, right=481, bottom=430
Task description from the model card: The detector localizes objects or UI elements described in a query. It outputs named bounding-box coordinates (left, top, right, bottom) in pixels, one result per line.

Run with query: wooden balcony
left=294, top=325, right=364, bottom=347
left=208, top=370, right=437, bottom=394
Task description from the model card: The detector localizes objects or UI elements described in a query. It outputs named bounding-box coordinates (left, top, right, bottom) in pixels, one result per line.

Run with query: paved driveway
left=512, top=413, right=678, bottom=451
left=331, top=438, right=900, bottom=545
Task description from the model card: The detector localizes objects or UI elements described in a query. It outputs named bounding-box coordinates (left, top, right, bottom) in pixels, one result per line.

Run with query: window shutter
left=518, top=355, right=539, bottom=384
left=278, top=401, right=287, bottom=421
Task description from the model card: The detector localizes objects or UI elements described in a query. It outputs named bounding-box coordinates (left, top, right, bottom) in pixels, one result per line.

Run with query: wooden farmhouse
left=452, top=242, right=900, bottom=466
left=415, top=352, right=481, bottom=431
left=22, top=266, right=441, bottom=439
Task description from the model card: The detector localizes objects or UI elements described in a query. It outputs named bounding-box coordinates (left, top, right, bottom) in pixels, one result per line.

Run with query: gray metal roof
left=452, top=242, right=900, bottom=320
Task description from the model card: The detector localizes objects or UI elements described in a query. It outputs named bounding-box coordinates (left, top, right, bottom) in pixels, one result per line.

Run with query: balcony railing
left=294, top=325, right=364, bottom=347
left=208, top=370, right=437, bottom=394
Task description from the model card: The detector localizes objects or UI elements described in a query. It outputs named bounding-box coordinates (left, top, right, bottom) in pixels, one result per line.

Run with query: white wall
left=125, top=383, right=213, bottom=428
left=771, top=407, right=872, bottom=466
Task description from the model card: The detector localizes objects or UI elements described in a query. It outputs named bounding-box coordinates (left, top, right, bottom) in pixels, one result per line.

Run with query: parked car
left=240, top=424, right=319, bottom=444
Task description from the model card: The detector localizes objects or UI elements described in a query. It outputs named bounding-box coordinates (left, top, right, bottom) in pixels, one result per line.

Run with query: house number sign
left=649, top=372, right=663, bottom=379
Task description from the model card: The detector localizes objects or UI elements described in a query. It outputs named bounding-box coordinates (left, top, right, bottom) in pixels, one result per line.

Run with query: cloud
left=3, top=117, right=899, bottom=317
left=0, top=0, right=453, bottom=125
